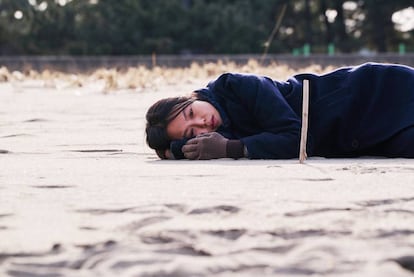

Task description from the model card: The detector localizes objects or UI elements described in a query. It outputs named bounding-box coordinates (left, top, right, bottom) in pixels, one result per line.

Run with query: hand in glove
left=182, top=132, right=227, bottom=160
left=182, top=132, right=245, bottom=160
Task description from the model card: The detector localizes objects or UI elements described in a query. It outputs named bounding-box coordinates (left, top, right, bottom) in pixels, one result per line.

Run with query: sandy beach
left=1, top=72, right=414, bottom=277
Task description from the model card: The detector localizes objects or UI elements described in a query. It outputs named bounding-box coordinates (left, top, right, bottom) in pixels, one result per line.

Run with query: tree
left=361, top=0, right=413, bottom=52
left=0, top=0, right=412, bottom=55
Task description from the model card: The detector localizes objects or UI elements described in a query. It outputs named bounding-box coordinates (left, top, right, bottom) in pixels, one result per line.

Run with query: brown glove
left=182, top=132, right=245, bottom=160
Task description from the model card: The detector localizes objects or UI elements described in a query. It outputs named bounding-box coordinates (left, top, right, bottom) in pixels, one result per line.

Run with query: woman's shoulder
left=210, top=72, right=272, bottom=87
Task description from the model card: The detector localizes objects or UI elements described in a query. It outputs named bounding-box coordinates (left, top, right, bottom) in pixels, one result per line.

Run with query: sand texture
left=1, top=79, right=414, bottom=277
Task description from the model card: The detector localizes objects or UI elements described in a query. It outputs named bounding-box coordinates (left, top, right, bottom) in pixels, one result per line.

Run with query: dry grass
left=0, top=59, right=335, bottom=93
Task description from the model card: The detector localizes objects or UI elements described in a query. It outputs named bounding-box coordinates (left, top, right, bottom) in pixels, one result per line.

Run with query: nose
left=190, top=118, right=208, bottom=136
left=192, top=117, right=206, bottom=127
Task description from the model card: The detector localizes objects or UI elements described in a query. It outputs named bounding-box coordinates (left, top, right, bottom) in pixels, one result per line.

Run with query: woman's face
left=167, top=100, right=222, bottom=140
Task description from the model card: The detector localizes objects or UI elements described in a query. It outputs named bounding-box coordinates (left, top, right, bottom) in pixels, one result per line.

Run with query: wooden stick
left=299, top=79, right=309, bottom=163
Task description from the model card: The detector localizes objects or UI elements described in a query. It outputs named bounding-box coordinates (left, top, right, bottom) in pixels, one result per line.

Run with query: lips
left=211, top=115, right=215, bottom=129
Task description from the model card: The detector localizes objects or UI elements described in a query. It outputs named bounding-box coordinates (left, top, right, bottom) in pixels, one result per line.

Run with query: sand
left=1, top=77, right=414, bottom=277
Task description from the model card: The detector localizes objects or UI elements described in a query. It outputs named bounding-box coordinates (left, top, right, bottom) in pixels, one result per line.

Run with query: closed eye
left=183, top=106, right=195, bottom=138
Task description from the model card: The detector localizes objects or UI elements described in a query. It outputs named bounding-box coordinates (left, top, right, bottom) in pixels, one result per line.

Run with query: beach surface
left=1, top=78, right=414, bottom=277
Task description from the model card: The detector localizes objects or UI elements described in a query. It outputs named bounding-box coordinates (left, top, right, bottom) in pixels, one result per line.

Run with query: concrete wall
left=1, top=54, right=413, bottom=72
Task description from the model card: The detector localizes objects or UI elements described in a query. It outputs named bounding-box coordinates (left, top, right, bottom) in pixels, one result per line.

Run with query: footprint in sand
left=68, top=149, right=123, bottom=153
left=23, top=118, right=49, bottom=123
left=394, top=256, right=414, bottom=273
left=31, top=185, right=76, bottom=189
left=356, top=196, right=414, bottom=207
left=188, top=205, right=240, bottom=215
left=203, top=229, right=246, bottom=240
left=123, top=216, right=172, bottom=231
left=284, top=207, right=358, bottom=217
left=1, top=133, right=32, bottom=138
left=75, top=207, right=138, bottom=215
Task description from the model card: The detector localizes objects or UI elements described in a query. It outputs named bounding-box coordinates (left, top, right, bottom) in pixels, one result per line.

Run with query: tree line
left=0, top=0, right=413, bottom=55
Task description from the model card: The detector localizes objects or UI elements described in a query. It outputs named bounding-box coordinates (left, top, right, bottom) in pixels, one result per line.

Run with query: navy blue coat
left=194, top=63, right=414, bottom=159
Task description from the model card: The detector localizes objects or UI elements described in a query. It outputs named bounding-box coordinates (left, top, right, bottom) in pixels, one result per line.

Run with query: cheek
left=194, top=128, right=203, bottom=136
left=209, top=104, right=219, bottom=118
left=166, top=120, right=182, bottom=140
left=194, top=127, right=210, bottom=136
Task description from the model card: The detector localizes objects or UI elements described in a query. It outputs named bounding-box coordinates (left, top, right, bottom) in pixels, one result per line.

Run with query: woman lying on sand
left=145, top=62, right=414, bottom=160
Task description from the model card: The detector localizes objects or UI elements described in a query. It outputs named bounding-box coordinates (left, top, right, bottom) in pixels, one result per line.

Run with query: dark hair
left=145, top=96, right=194, bottom=159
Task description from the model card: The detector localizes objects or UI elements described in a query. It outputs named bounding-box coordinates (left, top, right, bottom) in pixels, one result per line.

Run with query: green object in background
left=292, top=48, right=300, bottom=56
left=303, top=43, right=310, bottom=56
left=399, top=43, right=406, bottom=55
left=328, top=43, right=335, bottom=56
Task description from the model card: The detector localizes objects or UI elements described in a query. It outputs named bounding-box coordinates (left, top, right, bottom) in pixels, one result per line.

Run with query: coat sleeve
left=211, top=73, right=304, bottom=159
